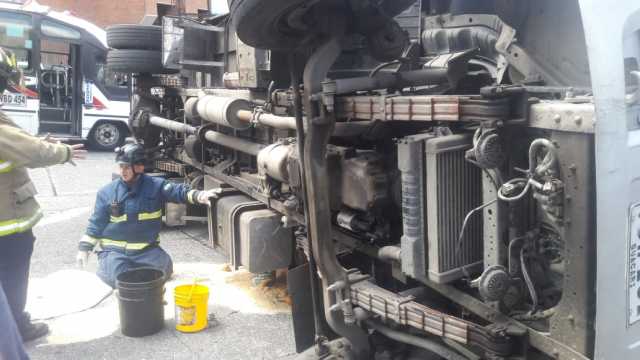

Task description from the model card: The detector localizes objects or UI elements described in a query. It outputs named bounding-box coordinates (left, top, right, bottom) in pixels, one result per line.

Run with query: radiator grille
left=426, top=135, right=483, bottom=283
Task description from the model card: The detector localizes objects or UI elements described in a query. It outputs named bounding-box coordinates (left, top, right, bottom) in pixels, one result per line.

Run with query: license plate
left=0, top=92, right=27, bottom=107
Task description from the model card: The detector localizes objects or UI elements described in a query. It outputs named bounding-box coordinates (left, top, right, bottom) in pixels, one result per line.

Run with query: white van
left=0, top=1, right=130, bottom=150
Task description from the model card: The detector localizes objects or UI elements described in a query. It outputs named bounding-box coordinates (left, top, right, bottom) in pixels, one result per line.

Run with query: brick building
left=36, top=0, right=210, bottom=28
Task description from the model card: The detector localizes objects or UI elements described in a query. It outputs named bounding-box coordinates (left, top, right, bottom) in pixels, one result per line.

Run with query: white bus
left=0, top=1, right=130, bottom=150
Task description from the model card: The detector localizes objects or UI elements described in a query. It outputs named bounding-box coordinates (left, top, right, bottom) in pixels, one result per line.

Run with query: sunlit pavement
left=23, top=151, right=296, bottom=360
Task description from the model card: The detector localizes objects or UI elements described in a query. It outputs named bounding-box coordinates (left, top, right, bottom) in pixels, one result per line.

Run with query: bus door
left=37, top=19, right=82, bottom=136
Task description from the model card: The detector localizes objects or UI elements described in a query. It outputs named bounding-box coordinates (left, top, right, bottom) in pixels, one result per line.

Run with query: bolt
left=552, top=349, right=560, bottom=358
left=553, top=114, right=562, bottom=123
left=569, top=164, right=577, bottom=172
left=574, top=116, right=583, bottom=125
left=565, top=195, right=572, bottom=201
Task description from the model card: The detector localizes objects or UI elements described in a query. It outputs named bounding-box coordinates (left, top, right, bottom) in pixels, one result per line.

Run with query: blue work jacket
left=79, top=174, right=199, bottom=254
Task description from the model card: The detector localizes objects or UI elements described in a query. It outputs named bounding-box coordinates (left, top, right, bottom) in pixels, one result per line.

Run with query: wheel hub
left=97, top=124, right=118, bottom=146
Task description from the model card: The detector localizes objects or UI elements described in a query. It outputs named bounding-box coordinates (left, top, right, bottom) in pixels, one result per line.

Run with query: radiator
left=425, top=134, right=483, bottom=283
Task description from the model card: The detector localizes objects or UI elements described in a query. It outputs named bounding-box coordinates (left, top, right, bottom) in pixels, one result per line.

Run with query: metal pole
left=202, top=130, right=264, bottom=156
left=149, top=116, right=197, bottom=134
left=236, top=109, right=297, bottom=130
left=148, top=115, right=265, bottom=156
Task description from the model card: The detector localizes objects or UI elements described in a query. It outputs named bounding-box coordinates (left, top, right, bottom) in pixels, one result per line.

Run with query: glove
left=195, top=189, right=221, bottom=206
left=76, top=250, right=90, bottom=268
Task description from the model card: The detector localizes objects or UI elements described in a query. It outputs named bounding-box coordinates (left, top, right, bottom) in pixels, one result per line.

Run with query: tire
left=107, top=25, right=162, bottom=50
left=230, top=0, right=311, bottom=50
left=107, top=49, right=176, bottom=74
left=230, top=0, right=414, bottom=50
left=89, top=122, right=127, bottom=151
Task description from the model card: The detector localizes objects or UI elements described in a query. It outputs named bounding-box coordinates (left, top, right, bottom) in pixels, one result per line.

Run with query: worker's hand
left=196, top=189, right=221, bottom=206
left=76, top=250, right=90, bottom=268
left=67, top=144, right=87, bottom=166
left=41, top=133, right=61, bottom=144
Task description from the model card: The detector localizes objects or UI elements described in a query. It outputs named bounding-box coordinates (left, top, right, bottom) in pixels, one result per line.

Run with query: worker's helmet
left=115, top=143, right=146, bottom=165
left=0, top=47, right=22, bottom=93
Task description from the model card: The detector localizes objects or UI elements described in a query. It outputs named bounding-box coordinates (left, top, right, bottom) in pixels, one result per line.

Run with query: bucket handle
left=186, top=277, right=209, bottom=302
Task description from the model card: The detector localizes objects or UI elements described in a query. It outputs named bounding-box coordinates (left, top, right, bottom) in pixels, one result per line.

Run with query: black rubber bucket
left=115, top=268, right=165, bottom=337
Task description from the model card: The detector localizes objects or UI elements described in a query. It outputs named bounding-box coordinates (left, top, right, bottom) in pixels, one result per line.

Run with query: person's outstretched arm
left=0, top=114, right=85, bottom=169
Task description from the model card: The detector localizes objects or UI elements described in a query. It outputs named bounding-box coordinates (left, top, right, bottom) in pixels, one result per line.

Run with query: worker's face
left=119, top=163, right=145, bottom=184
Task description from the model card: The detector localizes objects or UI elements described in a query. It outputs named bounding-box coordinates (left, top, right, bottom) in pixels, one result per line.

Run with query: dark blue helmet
left=115, top=143, right=146, bottom=165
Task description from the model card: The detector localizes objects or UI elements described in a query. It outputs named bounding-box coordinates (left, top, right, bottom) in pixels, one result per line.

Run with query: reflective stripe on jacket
left=80, top=174, right=199, bottom=254
left=0, top=111, right=72, bottom=237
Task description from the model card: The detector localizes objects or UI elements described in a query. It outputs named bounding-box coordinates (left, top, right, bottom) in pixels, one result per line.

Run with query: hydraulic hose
left=365, top=320, right=468, bottom=360
left=289, top=52, right=328, bottom=349
left=498, top=138, right=558, bottom=202
left=528, top=138, right=557, bottom=176
left=303, top=36, right=371, bottom=359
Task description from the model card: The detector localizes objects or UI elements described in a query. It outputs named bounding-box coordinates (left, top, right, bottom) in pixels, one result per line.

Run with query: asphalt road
left=22, top=151, right=296, bottom=360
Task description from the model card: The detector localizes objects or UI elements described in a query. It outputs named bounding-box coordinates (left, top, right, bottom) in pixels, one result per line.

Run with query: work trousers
left=97, top=246, right=173, bottom=288
left=0, top=230, right=35, bottom=330
left=0, top=283, right=29, bottom=359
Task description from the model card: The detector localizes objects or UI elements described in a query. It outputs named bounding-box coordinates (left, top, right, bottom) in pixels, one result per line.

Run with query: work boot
left=18, top=315, right=49, bottom=343
left=19, top=321, right=49, bottom=342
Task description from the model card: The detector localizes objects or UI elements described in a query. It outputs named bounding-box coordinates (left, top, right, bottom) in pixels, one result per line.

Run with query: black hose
left=369, top=60, right=401, bottom=77
left=289, top=53, right=327, bottom=345
left=365, top=321, right=468, bottom=360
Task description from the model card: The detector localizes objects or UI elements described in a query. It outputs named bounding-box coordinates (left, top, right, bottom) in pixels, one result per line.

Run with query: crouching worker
left=76, top=143, right=215, bottom=288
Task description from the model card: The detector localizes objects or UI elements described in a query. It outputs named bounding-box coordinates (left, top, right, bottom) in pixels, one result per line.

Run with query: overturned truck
left=106, top=0, right=640, bottom=359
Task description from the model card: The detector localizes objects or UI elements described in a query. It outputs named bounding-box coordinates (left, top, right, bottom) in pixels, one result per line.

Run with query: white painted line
left=35, top=206, right=92, bottom=228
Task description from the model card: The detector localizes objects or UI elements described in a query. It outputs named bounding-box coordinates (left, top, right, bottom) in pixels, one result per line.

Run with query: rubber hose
left=365, top=320, right=468, bottom=360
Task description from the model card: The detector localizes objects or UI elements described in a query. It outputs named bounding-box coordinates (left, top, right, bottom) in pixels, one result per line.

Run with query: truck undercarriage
left=106, top=0, right=640, bottom=358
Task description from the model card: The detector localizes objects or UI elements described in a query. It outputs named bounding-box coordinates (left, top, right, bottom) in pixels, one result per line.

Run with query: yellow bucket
left=174, top=284, right=209, bottom=333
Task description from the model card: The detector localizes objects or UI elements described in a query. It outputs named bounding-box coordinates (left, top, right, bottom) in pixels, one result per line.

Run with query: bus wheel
left=89, top=122, right=126, bottom=151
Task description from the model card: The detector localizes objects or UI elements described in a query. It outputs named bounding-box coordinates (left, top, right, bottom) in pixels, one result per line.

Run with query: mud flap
left=288, top=263, right=336, bottom=353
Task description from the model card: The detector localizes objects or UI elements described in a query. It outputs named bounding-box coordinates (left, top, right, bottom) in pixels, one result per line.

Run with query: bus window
left=0, top=11, right=33, bottom=71
left=93, top=60, right=128, bottom=101
left=96, top=62, right=129, bottom=89
left=41, top=20, right=81, bottom=40
left=41, top=39, right=70, bottom=68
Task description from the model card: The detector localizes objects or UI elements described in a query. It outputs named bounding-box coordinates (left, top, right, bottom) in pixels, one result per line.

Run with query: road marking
left=35, top=206, right=92, bottom=228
